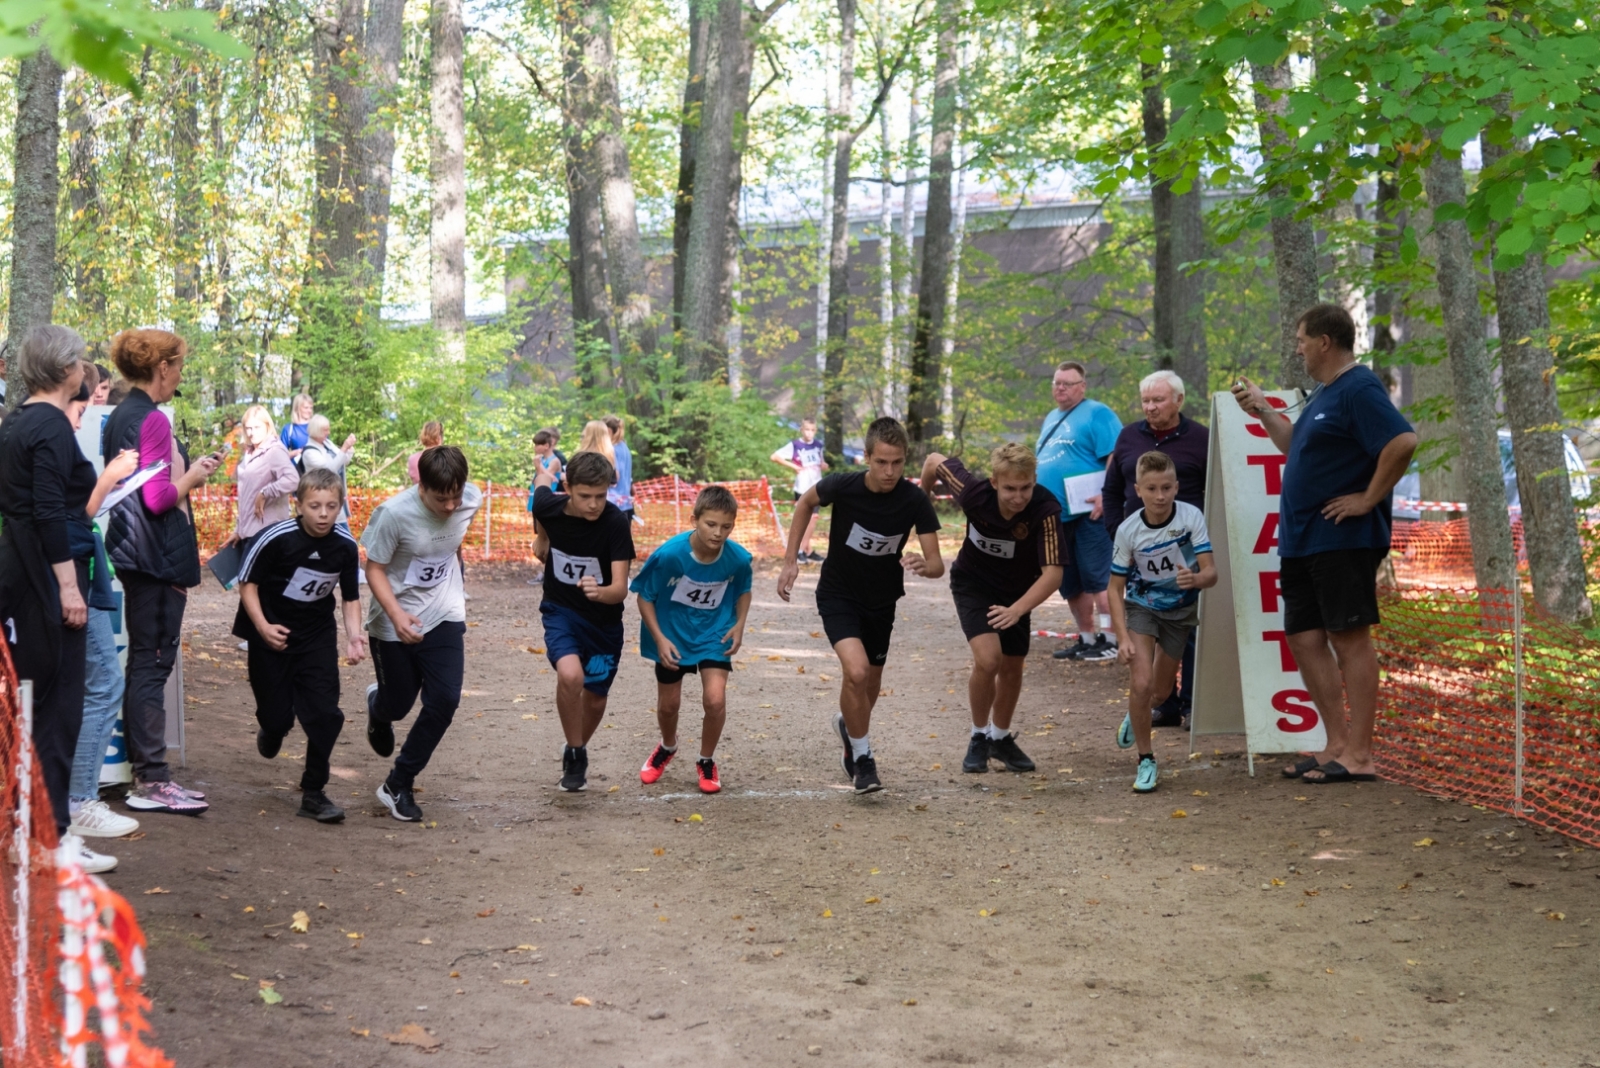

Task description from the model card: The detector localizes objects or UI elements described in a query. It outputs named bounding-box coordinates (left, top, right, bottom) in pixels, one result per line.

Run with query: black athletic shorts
left=654, top=659, right=733, bottom=685
left=816, top=596, right=897, bottom=666
left=1280, top=548, right=1386, bottom=635
left=950, top=572, right=1031, bottom=657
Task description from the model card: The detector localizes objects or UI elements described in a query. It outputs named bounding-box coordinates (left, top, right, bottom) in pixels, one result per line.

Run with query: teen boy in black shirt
left=531, top=450, right=637, bottom=792
left=920, top=445, right=1066, bottom=774
left=778, top=417, right=943, bottom=793
left=234, top=468, right=366, bottom=822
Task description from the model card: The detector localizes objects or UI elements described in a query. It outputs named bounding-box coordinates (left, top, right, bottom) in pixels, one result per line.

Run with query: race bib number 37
left=283, top=567, right=340, bottom=603
left=847, top=523, right=903, bottom=557
left=551, top=547, right=604, bottom=586
left=670, top=577, right=729, bottom=610
left=404, top=554, right=455, bottom=589
left=967, top=525, right=1016, bottom=559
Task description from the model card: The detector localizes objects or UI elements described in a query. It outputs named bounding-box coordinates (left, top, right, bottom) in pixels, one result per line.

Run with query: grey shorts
left=1125, top=601, right=1199, bottom=661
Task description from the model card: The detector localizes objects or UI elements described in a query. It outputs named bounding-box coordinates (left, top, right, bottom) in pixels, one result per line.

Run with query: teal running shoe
left=1133, top=755, right=1159, bottom=793
left=1116, top=713, right=1134, bottom=749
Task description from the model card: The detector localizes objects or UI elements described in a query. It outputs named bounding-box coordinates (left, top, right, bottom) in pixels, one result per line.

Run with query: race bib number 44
left=847, top=523, right=903, bottom=557
left=404, top=554, right=455, bottom=589
left=670, top=577, right=729, bottom=610
left=1134, top=542, right=1189, bottom=579
left=967, top=525, right=1016, bottom=559
left=283, top=567, right=340, bottom=603
left=551, top=547, right=604, bottom=586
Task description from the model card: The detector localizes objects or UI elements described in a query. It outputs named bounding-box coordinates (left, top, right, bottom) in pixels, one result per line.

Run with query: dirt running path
left=116, top=567, right=1598, bottom=1067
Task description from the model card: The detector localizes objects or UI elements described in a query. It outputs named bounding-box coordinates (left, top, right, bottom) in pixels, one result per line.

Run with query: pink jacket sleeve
left=138, top=411, right=179, bottom=514
left=266, top=444, right=300, bottom=499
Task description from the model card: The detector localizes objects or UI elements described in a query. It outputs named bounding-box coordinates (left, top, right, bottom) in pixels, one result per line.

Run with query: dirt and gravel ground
left=105, top=565, right=1599, bottom=1067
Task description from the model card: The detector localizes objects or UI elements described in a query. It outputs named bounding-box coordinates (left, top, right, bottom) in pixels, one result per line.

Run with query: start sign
left=1191, top=390, right=1327, bottom=770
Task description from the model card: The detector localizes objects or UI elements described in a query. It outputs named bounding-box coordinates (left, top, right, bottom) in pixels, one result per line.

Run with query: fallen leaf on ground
left=903, top=999, right=918, bottom=1006
left=350, top=1028, right=370, bottom=1037
left=1546, top=911, right=1566, bottom=921
left=521, top=714, right=537, bottom=720
left=1170, top=810, right=1188, bottom=819
left=258, top=984, right=282, bottom=1005
left=347, top=932, right=363, bottom=940
left=290, top=910, right=310, bottom=934
left=820, top=909, right=833, bottom=918
left=143, top=887, right=170, bottom=895
left=1191, top=790, right=1209, bottom=797
left=653, top=848, right=664, bottom=856
left=477, top=907, right=497, bottom=917
left=242, top=906, right=255, bottom=914
left=230, top=973, right=249, bottom=981
left=1413, top=838, right=1435, bottom=848
left=384, top=1023, right=441, bottom=1050
left=864, top=897, right=881, bottom=904
left=571, top=996, right=592, bottom=1006
left=418, top=938, right=433, bottom=945
left=1270, top=878, right=1286, bottom=887
left=688, top=814, right=703, bottom=822
left=1191, top=865, right=1206, bottom=871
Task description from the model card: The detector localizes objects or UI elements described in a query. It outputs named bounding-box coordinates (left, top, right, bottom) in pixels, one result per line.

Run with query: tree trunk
left=560, top=2, right=615, bottom=388
left=1482, top=135, right=1592, bottom=623
left=308, top=0, right=371, bottom=288
left=895, top=82, right=918, bottom=420
left=727, top=245, right=743, bottom=397
left=877, top=102, right=895, bottom=418
left=941, top=110, right=967, bottom=440
left=673, top=1, right=709, bottom=334
left=907, top=0, right=958, bottom=449
left=814, top=134, right=832, bottom=405
left=1140, top=64, right=1174, bottom=362
left=7, top=49, right=63, bottom=405
left=1370, top=167, right=1402, bottom=391
left=363, top=0, right=408, bottom=295
left=65, top=73, right=106, bottom=331
left=431, top=0, right=467, bottom=360
left=1250, top=60, right=1318, bottom=392
left=1421, top=148, right=1518, bottom=609
left=1170, top=179, right=1209, bottom=408
left=822, top=0, right=857, bottom=468
left=173, top=54, right=203, bottom=330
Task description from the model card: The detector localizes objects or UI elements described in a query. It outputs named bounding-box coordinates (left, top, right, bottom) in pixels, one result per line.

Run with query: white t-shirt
left=360, top=483, right=482, bottom=641
left=1110, top=500, right=1212, bottom=612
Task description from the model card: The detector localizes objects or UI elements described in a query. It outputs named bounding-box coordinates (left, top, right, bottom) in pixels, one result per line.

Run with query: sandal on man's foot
left=1281, top=755, right=1322, bottom=779
left=1305, top=759, right=1377, bottom=784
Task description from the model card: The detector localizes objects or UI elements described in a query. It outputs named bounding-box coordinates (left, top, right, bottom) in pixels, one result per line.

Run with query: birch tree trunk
left=1250, top=59, right=1318, bottom=392
left=7, top=49, right=63, bottom=404
left=940, top=118, right=966, bottom=439
left=907, top=1, right=958, bottom=449
left=1405, top=202, right=1466, bottom=516
left=878, top=103, right=895, bottom=418
left=727, top=246, right=743, bottom=397
left=822, top=0, right=858, bottom=468
left=1370, top=167, right=1402, bottom=392
left=895, top=85, right=918, bottom=420
left=672, top=2, right=710, bottom=334
left=65, top=73, right=106, bottom=331
left=431, top=0, right=467, bottom=361
left=814, top=133, right=832, bottom=401
left=362, top=0, right=408, bottom=295
left=1482, top=135, right=1592, bottom=623
left=173, top=56, right=202, bottom=329
left=1421, top=148, right=1518, bottom=610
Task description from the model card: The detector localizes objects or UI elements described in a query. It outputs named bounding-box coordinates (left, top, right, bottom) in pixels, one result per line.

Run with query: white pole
left=13, top=679, right=33, bottom=1057
left=484, top=480, right=492, bottom=561
left=1513, top=586, right=1524, bottom=817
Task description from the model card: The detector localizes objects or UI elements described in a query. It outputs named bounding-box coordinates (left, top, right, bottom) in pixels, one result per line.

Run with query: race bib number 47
left=1134, top=542, right=1189, bottom=579
left=404, top=554, right=455, bottom=589
left=283, top=567, right=340, bottom=603
left=551, top=547, right=604, bottom=586
left=847, top=523, right=903, bottom=557
left=670, top=577, right=729, bottom=610
left=967, top=525, right=1016, bottom=559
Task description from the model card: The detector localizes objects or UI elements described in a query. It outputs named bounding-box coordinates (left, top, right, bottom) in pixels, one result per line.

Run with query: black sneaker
left=377, top=780, right=422, bottom=822
left=1052, top=638, right=1091, bottom=660
left=297, top=790, right=346, bottom=823
left=366, top=683, right=394, bottom=758
left=833, top=713, right=857, bottom=780
left=989, top=733, right=1037, bottom=773
left=1079, top=635, right=1119, bottom=662
left=853, top=755, right=883, bottom=794
left=808, top=551, right=827, bottom=563
left=560, top=745, right=589, bottom=792
left=962, top=732, right=991, bottom=773
left=1150, top=707, right=1186, bottom=729
left=256, top=727, right=286, bottom=760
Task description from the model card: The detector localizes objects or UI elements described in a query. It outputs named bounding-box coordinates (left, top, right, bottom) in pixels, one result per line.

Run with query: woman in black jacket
left=0, top=326, right=137, bottom=840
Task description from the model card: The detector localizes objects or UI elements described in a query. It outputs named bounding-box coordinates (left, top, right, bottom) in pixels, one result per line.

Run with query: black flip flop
left=1281, top=755, right=1321, bottom=779
left=1306, top=759, right=1378, bottom=784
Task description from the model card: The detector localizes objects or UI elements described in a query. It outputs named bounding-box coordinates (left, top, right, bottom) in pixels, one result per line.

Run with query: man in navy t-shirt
left=1232, top=304, right=1416, bottom=787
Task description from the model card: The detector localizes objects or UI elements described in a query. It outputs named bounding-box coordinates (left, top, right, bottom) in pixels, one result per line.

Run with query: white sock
left=699, top=753, right=715, bottom=763
left=1079, top=631, right=1096, bottom=644
left=971, top=727, right=987, bottom=738
left=988, top=723, right=1010, bottom=740
left=659, top=743, right=677, bottom=753
left=1097, top=612, right=1113, bottom=632
left=849, top=734, right=871, bottom=759
left=68, top=799, right=83, bottom=817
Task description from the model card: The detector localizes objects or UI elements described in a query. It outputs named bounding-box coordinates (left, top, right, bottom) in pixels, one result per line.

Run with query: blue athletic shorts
left=540, top=601, right=625, bottom=697
left=1059, top=514, right=1113, bottom=598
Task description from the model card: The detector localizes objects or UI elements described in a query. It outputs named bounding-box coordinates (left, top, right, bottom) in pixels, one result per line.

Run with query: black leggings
left=119, top=572, right=187, bottom=784
left=247, top=637, right=345, bottom=792
left=14, top=562, right=89, bottom=834
left=371, top=621, right=465, bottom=789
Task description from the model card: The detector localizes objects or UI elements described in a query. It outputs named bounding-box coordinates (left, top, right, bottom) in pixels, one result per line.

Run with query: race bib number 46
left=551, top=547, right=604, bottom=586
left=847, top=523, right=903, bottom=557
left=670, top=577, right=729, bottom=610
left=283, top=567, right=340, bottom=603
left=404, top=554, right=455, bottom=589
left=967, top=525, right=1016, bottom=559
left=1134, top=542, right=1189, bottom=579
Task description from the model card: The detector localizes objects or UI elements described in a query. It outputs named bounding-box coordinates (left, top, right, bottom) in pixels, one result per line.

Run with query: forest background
left=2, top=0, right=1599, bottom=623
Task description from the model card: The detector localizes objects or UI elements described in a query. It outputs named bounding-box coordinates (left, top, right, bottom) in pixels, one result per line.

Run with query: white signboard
left=1192, top=391, right=1327, bottom=770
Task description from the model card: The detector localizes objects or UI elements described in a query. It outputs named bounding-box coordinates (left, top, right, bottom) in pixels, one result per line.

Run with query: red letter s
left=1272, top=689, right=1319, bottom=733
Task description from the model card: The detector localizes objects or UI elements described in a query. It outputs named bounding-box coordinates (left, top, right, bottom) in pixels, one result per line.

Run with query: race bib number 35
left=967, top=525, right=1016, bottom=559
left=670, top=577, right=729, bottom=610
left=847, top=523, right=903, bottom=557
left=404, top=554, right=455, bottom=589
left=283, top=567, right=340, bottom=603
left=551, top=547, right=604, bottom=586
left=1134, top=542, right=1189, bottom=579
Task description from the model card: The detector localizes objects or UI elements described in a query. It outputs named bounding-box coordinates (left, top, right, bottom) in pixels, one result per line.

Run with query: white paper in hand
left=96, top=461, right=170, bottom=518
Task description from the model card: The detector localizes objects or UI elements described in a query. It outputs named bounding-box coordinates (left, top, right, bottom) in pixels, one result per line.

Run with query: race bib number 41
left=551, top=547, right=604, bottom=586
left=283, top=567, right=340, bottom=603
left=404, top=554, right=455, bottom=589
left=670, top=577, right=729, bottom=610
left=967, top=525, right=1016, bottom=559
left=1134, top=542, right=1189, bottom=579
left=847, top=523, right=903, bottom=557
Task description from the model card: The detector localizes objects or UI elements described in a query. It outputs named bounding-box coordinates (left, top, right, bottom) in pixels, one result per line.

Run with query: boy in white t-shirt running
left=1107, top=450, right=1216, bottom=793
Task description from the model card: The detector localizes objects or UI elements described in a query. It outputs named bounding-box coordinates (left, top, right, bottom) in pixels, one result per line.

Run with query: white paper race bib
left=846, top=523, right=903, bottom=557
left=670, top=577, right=729, bottom=610
left=283, top=567, right=340, bottom=603
left=404, top=554, right=455, bottom=588
left=1134, top=543, right=1189, bottom=580
left=551, top=547, right=604, bottom=586
left=967, top=525, right=1016, bottom=559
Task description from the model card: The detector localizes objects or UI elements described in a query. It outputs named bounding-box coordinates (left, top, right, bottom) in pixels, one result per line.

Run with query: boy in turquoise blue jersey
left=631, top=485, right=754, bottom=793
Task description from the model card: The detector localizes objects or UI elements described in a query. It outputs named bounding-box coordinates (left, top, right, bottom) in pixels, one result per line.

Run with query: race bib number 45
left=967, top=525, right=1016, bottom=559
left=847, top=523, right=903, bottom=557
left=670, top=577, right=729, bottom=610
left=283, top=567, right=340, bottom=603
left=551, top=547, right=604, bottom=586
left=1134, top=542, right=1189, bottom=579
left=404, top=554, right=455, bottom=589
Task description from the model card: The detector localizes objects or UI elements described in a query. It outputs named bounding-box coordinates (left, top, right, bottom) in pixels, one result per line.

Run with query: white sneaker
left=61, top=833, right=117, bottom=875
left=237, top=640, right=248, bottom=651
left=69, top=799, right=140, bottom=839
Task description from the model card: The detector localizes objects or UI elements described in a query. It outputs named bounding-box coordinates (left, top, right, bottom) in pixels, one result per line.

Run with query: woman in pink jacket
left=230, top=405, right=299, bottom=549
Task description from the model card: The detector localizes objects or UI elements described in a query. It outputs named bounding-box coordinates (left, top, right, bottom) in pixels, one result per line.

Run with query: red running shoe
left=696, top=758, right=721, bottom=794
left=639, top=744, right=676, bottom=784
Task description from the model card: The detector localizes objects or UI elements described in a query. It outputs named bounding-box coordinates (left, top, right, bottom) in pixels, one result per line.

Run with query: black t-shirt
left=231, top=518, right=361, bottom=651
left=0, top=403, right=97, bottom=565
left=531, top=485, right=636, bottom=625
left=814, top=472, right=941, bottom=609
left=938, top=457, right=1067, bottom=603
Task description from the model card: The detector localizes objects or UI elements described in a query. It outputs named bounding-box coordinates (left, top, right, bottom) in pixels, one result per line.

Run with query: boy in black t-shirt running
left=920, top=445, right=1067, bottom=774
left=531, top=450, right=637, bottom=792
left=778, top=417, right=943, bottom=793
left=234, top=468, right=367, bottom=822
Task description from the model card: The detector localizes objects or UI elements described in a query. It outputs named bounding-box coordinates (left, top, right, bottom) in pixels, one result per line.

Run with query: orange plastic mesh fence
left=1373, top=586, right=1600, bottom=849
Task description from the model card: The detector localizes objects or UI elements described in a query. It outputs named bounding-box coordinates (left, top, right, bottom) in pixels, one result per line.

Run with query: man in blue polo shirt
left=1232, top=303, right=1416, bottom=786
left=1037, top=360, right=1123, bottom=661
